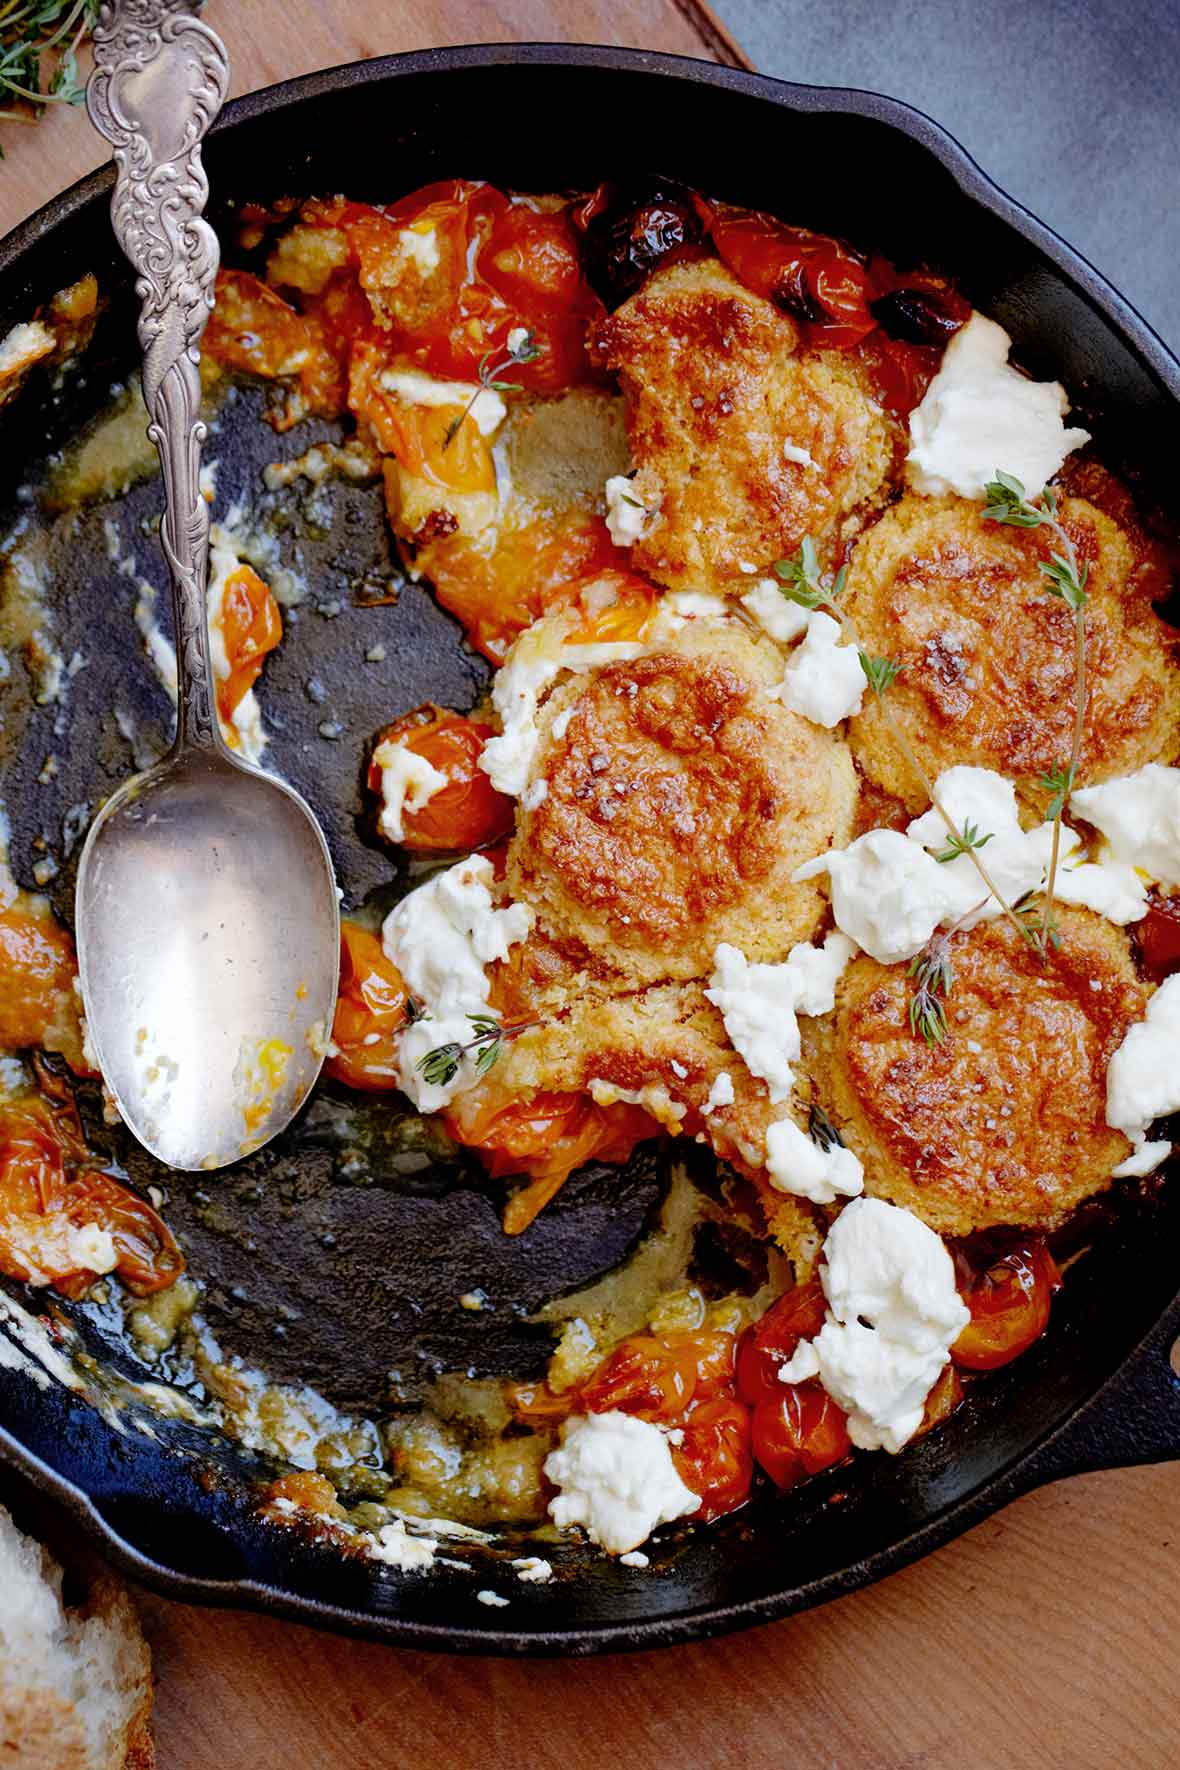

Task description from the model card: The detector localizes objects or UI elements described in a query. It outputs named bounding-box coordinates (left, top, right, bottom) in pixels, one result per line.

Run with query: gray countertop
left=713, top=0, right=1180, bottom=353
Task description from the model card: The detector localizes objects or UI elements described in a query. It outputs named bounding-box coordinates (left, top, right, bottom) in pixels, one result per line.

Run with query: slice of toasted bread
left=0, top=1502, right=154, bottom=1769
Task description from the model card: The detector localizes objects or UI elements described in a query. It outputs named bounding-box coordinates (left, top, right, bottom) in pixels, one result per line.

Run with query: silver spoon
left=76, top=3, right=339, bottom=1171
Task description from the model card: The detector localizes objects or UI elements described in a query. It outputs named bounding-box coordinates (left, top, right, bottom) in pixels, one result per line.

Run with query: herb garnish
left=907, top=937, right=955, bottom=1045
left=773, top=538, right=1030, bottom=952
left=0, top=1, right=95, bottom=142
left=808, top=1102, right=845, bottom=1151
left=441, top=329, right=542, bottom=449
left=416, top=1013, right=506, bottom=1088
left=983, top=470, right=1089, bottom=953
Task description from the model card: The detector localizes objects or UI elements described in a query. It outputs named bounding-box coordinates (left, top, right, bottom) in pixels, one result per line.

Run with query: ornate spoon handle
left=87, top=1, right=229, bottom=753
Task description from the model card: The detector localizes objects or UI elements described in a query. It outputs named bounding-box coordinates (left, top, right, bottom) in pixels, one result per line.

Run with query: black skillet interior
left=1, top=46, right=1180, bottom=1654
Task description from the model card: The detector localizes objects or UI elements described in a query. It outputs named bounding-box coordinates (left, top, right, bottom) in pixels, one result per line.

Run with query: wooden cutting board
left=2, top=5, right=1179, bottom=1766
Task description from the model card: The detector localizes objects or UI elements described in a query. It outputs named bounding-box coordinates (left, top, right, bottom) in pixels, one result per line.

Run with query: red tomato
left=709, top=209, right=876, bottom=347
left=0, top=1094, right=183, bottom=1298
left=852, top=331, right=943, bottom=423
left=735, top=1279, right=828, bottom=1406
left=367, top=708, right=515, bottom=853
left=216, top=564, right=282, bottom=728
left=751, top=1384, right=852, bottom=1489
left=1135, top=891, right=1180, bottom=985
left=324, top=922, right=409, bottom=1092
left=951, top=1240, right=1061, bottom=1371
left=672, top=1396, right=754, bottom=1521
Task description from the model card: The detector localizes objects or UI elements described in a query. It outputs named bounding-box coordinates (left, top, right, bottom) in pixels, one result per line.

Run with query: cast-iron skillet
left=1, top=44, right=1179, bottom=1656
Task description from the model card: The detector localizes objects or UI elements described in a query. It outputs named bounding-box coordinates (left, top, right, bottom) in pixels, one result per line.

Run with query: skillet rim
left=1, top=41, right=1179, bottom=1656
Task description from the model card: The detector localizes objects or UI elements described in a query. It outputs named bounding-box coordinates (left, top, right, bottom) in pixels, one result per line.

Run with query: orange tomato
left=951, top=1240, right=1061, bottom=1372
left=204, top=268, right=343, bottom=420
left=580, top=1329, right=736, bottom=1422
left=709, top=209, right=877, bottom=347
left=750, top=1384, right=852, bottom=1489
left=0, top=908, right=80, bottom=1055
left=0, top=1094, right=183, bottom=1297
left=350, top=342, right=496, bottom=495
left=367, top=709, right=514, bottom=853
left=324, top=923, right=408, bottom=1092
left=672, top=1395, right=755, bottom=1521
left=444, top=1089, right=659, bottom=1234
left=735, top=1279, right=828, bottom=1406
left=216, top=564, right=282, bottom=727
left=548, top=569, right=660, bottom=645
left=418, top=517, right=627, bottom=665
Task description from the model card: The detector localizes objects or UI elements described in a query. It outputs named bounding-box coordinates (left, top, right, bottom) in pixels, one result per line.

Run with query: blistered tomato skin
left=951, top=1240, right=1062, bottom=1372
left=216, top=565, right=282, bottom=726
left=324, top=922, right=409, bottom=1092
left=571, top=178, right=706, bottom=307
left=751, top=1384, right=853, bottom=1490
left=735, top=1279, right=828, bottom=1407
left=708, top=210, right=877, bottom=347
left=672, top=1396, right=755, bottom=1522
left=367, top=709, right=515, bottom=853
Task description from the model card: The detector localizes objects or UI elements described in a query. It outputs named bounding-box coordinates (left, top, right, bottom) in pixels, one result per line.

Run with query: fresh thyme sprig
left=983, top=470, right=1089, bottom=953
left=773, top=538, right=1030, bottom=950
left=907, top=936, right=955, bottom=1045
left=416, top=1013, right=507, bottom=1088
left=442, top=329, right=542, bottom=449
left=933, top=821, right=993, bottom=864
left=808, top=1103, right=846, bottom=1151
left=0, top=1, right=95, bottom=138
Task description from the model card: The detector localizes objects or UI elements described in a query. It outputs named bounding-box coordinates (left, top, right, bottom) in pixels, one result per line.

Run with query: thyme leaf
left=933, top=820, right=994, bottom=864
left=441, top=329, right=543, bottom=449
left=907, top=938, right=955, bottom=1045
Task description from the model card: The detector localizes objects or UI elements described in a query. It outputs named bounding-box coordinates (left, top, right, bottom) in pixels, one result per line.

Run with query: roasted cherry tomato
left=709, top=209, right=876, bottom=347
left=416, top=517, right=627, bottom=665
left=751, top=1383, right=852, bottom=1489
left=351, top=341, right=497, bottom=495
left=1134, top=891, right=1180, bottom=985
left=951, top=1239, right=1061, bottom=1371
left=367, top=708, right=515, bottom=853
left=205, top=268, right=343, bottom=422
left=735, top=1279, right=828, bottom=1406
left=672, top=1396, right=754, bottom=1521
left=852, top=331, right=943, bottom=423
left=548, top=569, right=661, bottom=646
left=215, top=563, right=282, bottom=728
left=570, top=178, right=706, bottom=306
left=443, top=1090, right=658, bottom=1234
left=0, top=908, right=81, bottom=1056
left=0, top=1094, right=183, bottom=1297
left=324, top=922, right=409, bottom=1092
left=579, top=1329, right=736, bottom=1423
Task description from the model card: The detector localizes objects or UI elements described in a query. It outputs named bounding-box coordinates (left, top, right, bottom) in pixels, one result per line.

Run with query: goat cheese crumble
left=370, top=737, right=446, bottom=842
left=1105, top=973, right=1180, bottom=1177
left=544, top=1411, right=698, bottom=1555
left=706, top=933, right=855, bottom=1104
left=604, top=474, right=654, bottom=547
left=776, top=611, right=865, bottom=726
left=906, top=312, right=1090, bottom=500
left=1071, top=765, right=1180, bottom=890
left=740, top=578, right=811, bottom=644
left=383, top=855, right=531, bottom=1111
left=783, top=1198, right=970, bottom=1453
left=765, top=1117, right=864, bottom=1205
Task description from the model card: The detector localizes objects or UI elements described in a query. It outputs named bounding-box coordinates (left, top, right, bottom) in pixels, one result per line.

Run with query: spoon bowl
left=76, top=748, right=339, bottom=1171
left=76, top=3, right=339, bottom=1170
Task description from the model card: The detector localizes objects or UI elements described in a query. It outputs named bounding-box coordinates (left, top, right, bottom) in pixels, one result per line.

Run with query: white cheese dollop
left=906, top=765, right=1059, bottom=927
left=1071, top=765, right=1180, bottom=890
left=740, top=578, right=810, bottom=645
left=604, top=474, right=654, bottom=547
left=705, top=933, right=855, bottom=1104
left=396, top=223, right=440, bottom=277
left=544, top=1411, right=699, bottom=1555
left=370, top=737, right=446, bottom=843
left=369, top=1518, right=438, bottom=1571
left=790, top=1197, right=970, bottom=1454
left=383, top=855, right=531, bottom=1112
left=906, top=312, right=1090, bottom=501
left=702, top=1070, right=735, bottom=1115
left=1054, top=855, right=1149, bottom=924
left=479, top=620, right=645, bottom=798
left=646, top=590, right=731, bottom=641
left=1105, top=973, right=1180, bottom=1177
left=379, top=366, right=506, bottom=436
left=795, top=828, right=968, bottom=965
left=776, top=611, right=865, bottom=727
left=66, top=1224, right=118, bottom=1275
left=765, top=1117, right=864, bottom=1205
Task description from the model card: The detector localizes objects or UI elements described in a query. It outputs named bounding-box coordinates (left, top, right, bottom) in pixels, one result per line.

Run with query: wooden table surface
left=2, top=5, right=1178, bottom=1767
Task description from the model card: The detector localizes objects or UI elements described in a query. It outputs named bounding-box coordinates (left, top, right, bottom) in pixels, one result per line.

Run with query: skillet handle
left=1017, top=1313, right=1180, bottom=1488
